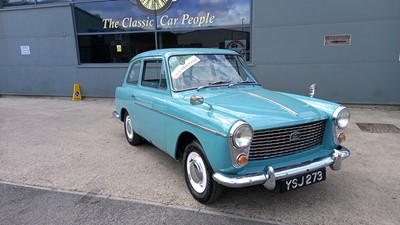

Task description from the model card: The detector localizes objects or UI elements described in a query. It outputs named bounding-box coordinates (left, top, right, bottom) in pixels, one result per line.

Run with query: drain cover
left=356, top=123, right=400, bottom=133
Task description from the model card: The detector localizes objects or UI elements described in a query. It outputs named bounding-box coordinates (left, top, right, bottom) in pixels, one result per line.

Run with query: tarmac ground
left=0, top=182, right=277, bottom=225
left=0, top=96, right=399, bottom=225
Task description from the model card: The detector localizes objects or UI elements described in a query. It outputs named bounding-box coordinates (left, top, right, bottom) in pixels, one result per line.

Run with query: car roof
left=130, top=48, right=239, bottom=62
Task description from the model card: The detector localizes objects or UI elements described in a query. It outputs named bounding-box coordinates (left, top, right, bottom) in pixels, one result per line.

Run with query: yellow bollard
left=72, top=83, right=82, bottom=101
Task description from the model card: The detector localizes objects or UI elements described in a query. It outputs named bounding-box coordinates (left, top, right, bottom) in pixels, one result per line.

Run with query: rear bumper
left=112, top=111, right=120, bottom=119
left=212, top=146, right=350, bottom=190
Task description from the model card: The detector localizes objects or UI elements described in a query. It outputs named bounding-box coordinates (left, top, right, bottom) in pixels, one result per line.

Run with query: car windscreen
left=168, top=54, right=256, bottom=91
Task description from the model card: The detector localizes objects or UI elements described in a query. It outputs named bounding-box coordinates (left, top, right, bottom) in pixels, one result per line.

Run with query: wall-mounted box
left=324, top=34, right=351, bottom=46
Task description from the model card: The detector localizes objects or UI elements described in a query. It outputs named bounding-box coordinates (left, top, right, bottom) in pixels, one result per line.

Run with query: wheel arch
left=175, top=131, right=200, bottom=161
left=120, top=108, right=128, bottom=121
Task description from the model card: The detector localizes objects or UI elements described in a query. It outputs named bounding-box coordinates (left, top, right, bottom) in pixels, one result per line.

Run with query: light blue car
left=113, top=48, right=350, bottom=203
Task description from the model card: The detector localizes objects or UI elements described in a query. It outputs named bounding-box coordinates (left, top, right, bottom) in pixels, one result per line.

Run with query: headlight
left=229, top=121, right=253, bottom=168
left=232, top=123, right=253, bottom=149
left=334, top=107, right=350, bottom=129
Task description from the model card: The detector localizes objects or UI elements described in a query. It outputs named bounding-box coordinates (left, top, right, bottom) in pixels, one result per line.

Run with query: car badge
left=289, top=131, right=301, bottom=142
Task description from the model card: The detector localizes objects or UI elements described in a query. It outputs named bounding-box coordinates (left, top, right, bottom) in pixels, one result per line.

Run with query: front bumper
left=212, top=146, right=350, bottom=190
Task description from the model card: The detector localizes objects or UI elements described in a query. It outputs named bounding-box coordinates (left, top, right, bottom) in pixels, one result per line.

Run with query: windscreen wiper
left=209, top=80, right=231, bottom=85
left=197, top=80, right=231, bottom=91
left=228, top=81, right=260, bottom=88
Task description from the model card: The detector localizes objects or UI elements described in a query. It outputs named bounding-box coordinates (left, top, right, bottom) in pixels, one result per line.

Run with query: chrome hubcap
left=125, top=115, right=133, bottom=139
left=190, top=160, right=203, bottom=183
left=186, top=152, right=207, bottom=193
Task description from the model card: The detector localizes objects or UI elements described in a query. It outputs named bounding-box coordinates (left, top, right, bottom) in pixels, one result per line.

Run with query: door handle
left=131, top=94, right=136, bottom=99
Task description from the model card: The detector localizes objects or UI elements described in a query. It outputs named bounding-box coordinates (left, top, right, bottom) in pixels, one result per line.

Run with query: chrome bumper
left=212, top=146, right=350, bottom=190
left=112, top=111, right=120, bottom=119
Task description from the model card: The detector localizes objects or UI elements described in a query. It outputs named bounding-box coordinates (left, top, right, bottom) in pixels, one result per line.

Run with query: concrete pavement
left=0, top=96, right=399, bottom=225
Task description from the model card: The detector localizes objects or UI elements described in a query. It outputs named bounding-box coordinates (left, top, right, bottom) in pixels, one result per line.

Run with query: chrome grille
left=249, top=120, right=326, bottom=160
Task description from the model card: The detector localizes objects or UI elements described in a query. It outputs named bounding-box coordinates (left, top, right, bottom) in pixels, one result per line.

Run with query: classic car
left=112, top=48, right=350, bottom=203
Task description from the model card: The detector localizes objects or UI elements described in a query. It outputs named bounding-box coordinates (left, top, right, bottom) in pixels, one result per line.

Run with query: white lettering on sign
left=160, top=15, right=180, bottom=26
left=103, top=17, right=154, bottom=29
left=181, top=12, right=215, bottom=27
left=102, top=12, right=215, bottom=30
left=102, top=18, right=120, bottom=29
left=121, top=17, right=154, bottom=28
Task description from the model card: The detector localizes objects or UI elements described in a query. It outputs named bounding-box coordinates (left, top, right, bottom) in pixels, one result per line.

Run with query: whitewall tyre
left=124, top=112, right=142, bottom=146
left=183, top=141, right=222, bottom=204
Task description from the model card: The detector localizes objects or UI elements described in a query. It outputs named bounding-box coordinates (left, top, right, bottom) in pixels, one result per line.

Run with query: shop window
left=158, top=28, right=251, bottom=61
left=74, top=1, right=154, bottom=33
left=0, top=0, right=68, bottom=7
left=73, top=0, right=252, bottom=63
left=1, top=0, right=35, bottom=7
left=36, top=0, right=69, bottom=4
left=77, top=33, right=155, bottom=63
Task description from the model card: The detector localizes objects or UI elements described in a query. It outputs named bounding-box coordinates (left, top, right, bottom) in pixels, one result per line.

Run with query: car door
left=133, top=58, right=168, bottom=150
left=122, top=59, right=147, bottom=136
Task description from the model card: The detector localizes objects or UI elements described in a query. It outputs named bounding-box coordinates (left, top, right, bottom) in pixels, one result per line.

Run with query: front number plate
left=280, top=168, right=326, bottom=193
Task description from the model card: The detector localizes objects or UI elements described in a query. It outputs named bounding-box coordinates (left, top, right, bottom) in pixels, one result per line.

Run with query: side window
left=141, top=60, right=166, bottom=90
left=126, top=61, right=141, bottom=85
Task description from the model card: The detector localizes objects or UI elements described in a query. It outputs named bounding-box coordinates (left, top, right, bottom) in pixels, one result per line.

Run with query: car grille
left=249, top=120, right=326, bottom=160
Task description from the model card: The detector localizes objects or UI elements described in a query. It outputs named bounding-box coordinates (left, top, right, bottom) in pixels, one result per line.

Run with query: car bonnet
left=182, top=87, right=328, bottom=131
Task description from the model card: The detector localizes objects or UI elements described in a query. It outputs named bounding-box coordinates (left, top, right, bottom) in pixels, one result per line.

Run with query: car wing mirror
left=309, top=83, right=317, bottom=98
left=190, top=95, right=213, bottom=110
left=190, top=95, right=205, bottom=105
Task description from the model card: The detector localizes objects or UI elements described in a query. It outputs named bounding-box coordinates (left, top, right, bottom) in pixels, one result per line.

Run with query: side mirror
left=309, top=83, right=317, bottom=98
left=190, top=95, right=213, bottom=110
left=190, top=95, right=205, bottom=105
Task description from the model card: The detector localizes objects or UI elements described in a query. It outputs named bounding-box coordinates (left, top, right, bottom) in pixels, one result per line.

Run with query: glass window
left=73, top=0, right=252, bottom=64
left=126, top=60, right=141, bottom=85
left=0, top=0, right=69, bottom=7
left=77, top=33, right=156, bottom=63
left=36, top=0, right=69, bottom=4
left=74, top=0, right=250, bottom=32
left=2, top=0, right=35, bottom=7
left=142, top=60, right=166, bottom=89
left=158, top=28, right=251, bottom=61
left=74, top=1, right=154, bottom=33
left=169, top=54, right=255, bottom=91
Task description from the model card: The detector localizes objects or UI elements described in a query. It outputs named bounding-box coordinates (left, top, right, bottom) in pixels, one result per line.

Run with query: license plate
left=280, top=168, right=326, bottom=193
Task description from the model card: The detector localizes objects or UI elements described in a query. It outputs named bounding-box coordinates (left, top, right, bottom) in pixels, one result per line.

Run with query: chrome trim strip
left=213, top=146, right=350, bottom=188
left=245, top=92, right=298, bottom=116
left=134, top=102, right=227, bottom=138
left=333, top=106, right=347, bottom=119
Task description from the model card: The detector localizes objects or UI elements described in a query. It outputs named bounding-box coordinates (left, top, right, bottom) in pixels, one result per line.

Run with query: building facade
left=1, top=0, right=399, bottom=104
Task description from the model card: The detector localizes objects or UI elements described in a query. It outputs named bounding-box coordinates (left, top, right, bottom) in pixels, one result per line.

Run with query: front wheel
left=183, top=141, right=222, bottom=204
left=124, top=112, right=142, bottom=146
